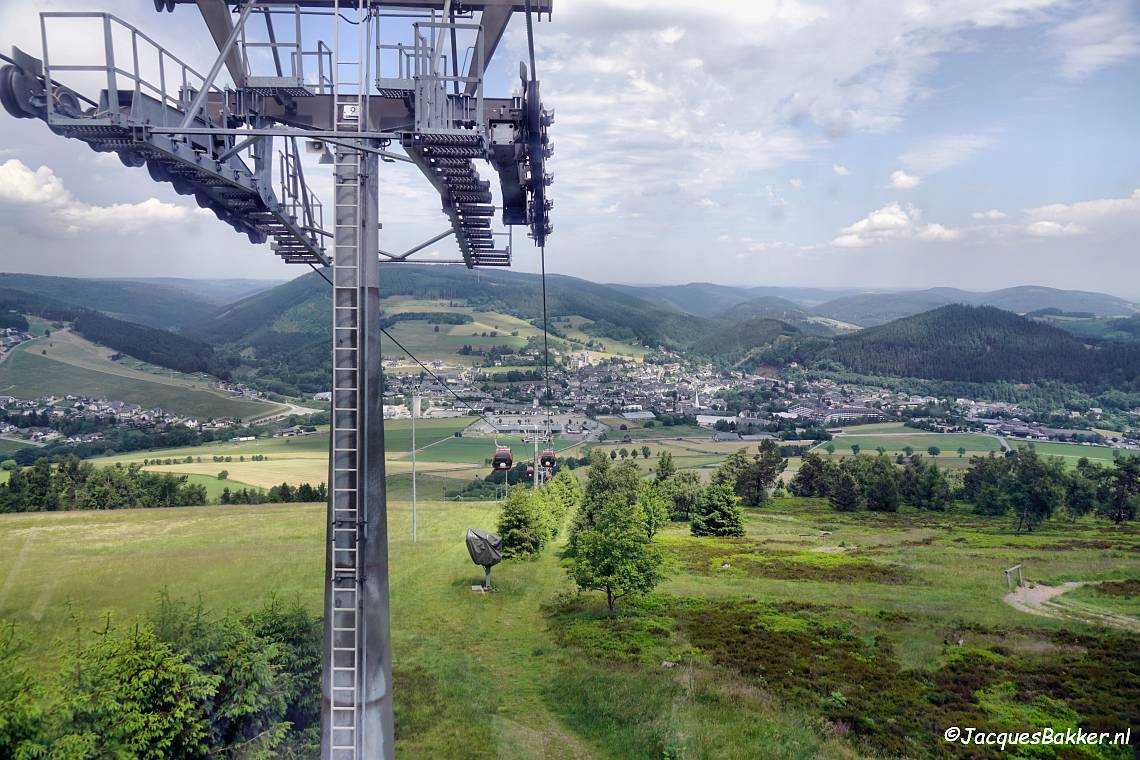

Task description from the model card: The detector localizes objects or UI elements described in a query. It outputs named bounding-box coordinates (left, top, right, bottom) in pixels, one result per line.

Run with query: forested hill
left=190, top=266, right=713, bottom=350
left=817, top=304, right=1140, bottom=389
left=690, top=317, right=803, bottom=362
left=0, top=273, right=221, bottom=329
left=0, top=288, right=221, bottom=375
left=184, top=266, right=718, bottom=393
left=812, top=286, right=1137, bottom=327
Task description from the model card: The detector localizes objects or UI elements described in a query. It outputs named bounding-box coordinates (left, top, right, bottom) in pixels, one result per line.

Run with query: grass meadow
left=1, top=487, right=1137, bottom=758
left=0, top=330, right=281, bottom=420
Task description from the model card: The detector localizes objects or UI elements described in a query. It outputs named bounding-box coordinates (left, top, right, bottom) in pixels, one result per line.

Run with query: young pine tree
left=691, top=479, right=744, bottom=537
left=496, top=486, right=549, bottom=559
left=829, top=470, right=861, bottom=513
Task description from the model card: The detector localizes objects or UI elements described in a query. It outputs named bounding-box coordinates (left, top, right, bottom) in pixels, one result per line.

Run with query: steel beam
left=165, top=0, right=551, bottom=11
left=322, top=144, right=394, bottom=760
left=195, top=0, right=248, bottom=87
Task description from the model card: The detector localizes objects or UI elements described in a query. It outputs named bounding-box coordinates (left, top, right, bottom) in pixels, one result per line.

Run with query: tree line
left=790, top=452, right=954, bottom=514
left=220, top=482, right=328, bottom=505
left=789, top=448, right=1140, bottom=531
left=0, top=457, right=207, bottom=513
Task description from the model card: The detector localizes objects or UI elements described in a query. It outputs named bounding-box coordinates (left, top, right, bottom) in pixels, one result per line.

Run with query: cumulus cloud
left=789, top=178, right=804, bottom=189
left=1024, top=220, right=1086, bottom=237
left=972, top=209, right=1008, bottom=220
left=1025, top=189, right=1140, bottom=222
left=494, top=0, right=1102, bottom=229
left=886, top=170, right=922, bottom=189
left=832, top=202, right=960, bottom=248
left=0, top=159, right=199, bottom=235
left=832, top=163, right=850, bottom=176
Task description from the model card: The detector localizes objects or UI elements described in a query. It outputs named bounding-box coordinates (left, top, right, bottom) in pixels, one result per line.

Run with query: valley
left=1, top=270, right=1138, bottom=759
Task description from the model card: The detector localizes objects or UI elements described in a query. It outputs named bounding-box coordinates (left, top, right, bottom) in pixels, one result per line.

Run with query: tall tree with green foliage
left=654, top=451, right=676, bottom=483
left=637, top=483, right=670, bottom=540
left=713, top=449, right=752, bottom=490
left=1064, top=458, right=1103, bottom=519
left=1098, top=455, right=1140, bottom=525
left=659, top=470, right=703, bottom=521
left=571, top=494, right=662, bottom=613
left=860, top=455, right=900, bottom=512
left=789, top=452, right=835, bottom=498
left=829, top=470, right=861, bottom=512
left=497, top=486, right=550, bottom=558
left=1010, top=449, right=1067, bottom=532
left=569, top=453, right=643, bottom=553
left=736, top=440, right=788, bottom=506
left=691, top=480, right=745, bottom=537
left=911, top=462, right=953, bottom=511
left=544, top=468, right=584, bottom=532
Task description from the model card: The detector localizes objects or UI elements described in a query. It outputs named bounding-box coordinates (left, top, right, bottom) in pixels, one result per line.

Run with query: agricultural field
left=1027, top=440, right=1132, bottom=464
left=0, top=439, right=32, bottom=456
left=373, top=299, right=647, bottom=365
left=0, top=329, right=281, bottom=420
left=598, top=416, right=708, bottom=440
left=1, top=492, right=1136, bottom=757
left=826, top=432, right=1004, bottom=455
left=92, top=417, right=480, bottom=490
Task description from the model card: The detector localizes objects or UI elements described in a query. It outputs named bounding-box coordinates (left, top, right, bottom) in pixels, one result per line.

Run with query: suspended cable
left=524, top=0, right=537, bottom=77
left=540, top=245, right=551, bottom=399
left=308, top=263, right=504, bottom=433
left=523, top=0, right=551, bottom=401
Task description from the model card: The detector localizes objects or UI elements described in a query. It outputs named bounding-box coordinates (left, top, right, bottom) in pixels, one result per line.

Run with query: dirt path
left=1003, top=581, right=1140, bottom=631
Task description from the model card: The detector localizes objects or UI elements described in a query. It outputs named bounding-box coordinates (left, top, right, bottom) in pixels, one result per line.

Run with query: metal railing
left=39, top=12, right=229, bottom=128
left=279, top=137, right=325, bottom=240
left=375, top=19, right=483, bottom=133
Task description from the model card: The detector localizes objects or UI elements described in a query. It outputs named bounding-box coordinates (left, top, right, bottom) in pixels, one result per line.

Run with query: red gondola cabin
left=540, top=449, right=555, bottom=468
left=492, top=447, right=513, bottom=470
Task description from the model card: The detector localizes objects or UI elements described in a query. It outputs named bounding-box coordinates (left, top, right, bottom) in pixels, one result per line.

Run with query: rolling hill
left=606, top=282, right=756, bottom=317
left=817, top=304, right=1140, bottom=388
left=120, top=277, right=283, bottom=305
left=187, top=266, right=717, bottom=392
left=813, top=286, right=1137, bottom=327
left=690, top=317, right=803, bottom=362
left=0, top=273, right=223, bottom=329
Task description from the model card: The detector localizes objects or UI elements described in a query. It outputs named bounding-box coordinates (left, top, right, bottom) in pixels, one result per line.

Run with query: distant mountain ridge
left=0, top=273, right=223, bottom=329
left=811, top=286, right=1137, bottom=326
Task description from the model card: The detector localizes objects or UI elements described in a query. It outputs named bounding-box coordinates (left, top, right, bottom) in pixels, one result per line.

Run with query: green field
left=374, top=299, right=647, bottom=365
left=1028, top=440, right=1131, bottom=463
left=598, top=416, right=709, bottom=440
left=0, top=439, right=32, bottom=456
left=820, top=432, right=1004, bottom=458
left=2, top=491, right=1137, bottom=757
left=0, top=330, right=280, bottom=420
left=88, top=418, right=480, bottom=488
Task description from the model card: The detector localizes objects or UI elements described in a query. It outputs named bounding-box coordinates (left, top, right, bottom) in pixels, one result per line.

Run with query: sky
left=0, top=0, right=1138, bottom=297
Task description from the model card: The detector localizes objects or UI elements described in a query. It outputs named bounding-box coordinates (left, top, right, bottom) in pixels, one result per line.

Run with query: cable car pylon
left=0, top=2, right=555, bottom=758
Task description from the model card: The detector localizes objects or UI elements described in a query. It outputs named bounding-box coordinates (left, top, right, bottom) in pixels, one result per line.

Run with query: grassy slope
left=0, top=331, right=279, bottom=419
left=1, top=495, right=1136, bottom=757
left=0, top=439, right=32, bottom=456
left=93, top=418, right=478, bottom=488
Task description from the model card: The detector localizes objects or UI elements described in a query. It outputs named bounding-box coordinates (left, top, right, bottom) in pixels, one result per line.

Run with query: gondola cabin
left=492, top=447, right=513, bottom=471
left=526, top=464, right=535, bottom=479
left=540, top=449, right=556, bottom=468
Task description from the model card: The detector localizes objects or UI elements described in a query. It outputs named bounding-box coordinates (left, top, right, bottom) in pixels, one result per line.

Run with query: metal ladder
left=328, top=1, right=368, bottom=757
